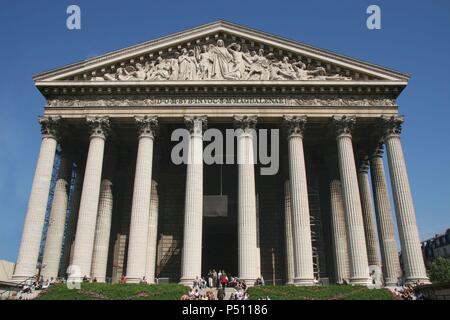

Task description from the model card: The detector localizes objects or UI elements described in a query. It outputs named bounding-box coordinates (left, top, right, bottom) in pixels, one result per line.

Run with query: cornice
left=36, top=80, right=406, bottom=100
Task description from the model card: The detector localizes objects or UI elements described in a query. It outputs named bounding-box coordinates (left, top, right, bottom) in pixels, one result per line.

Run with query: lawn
left=37, top=283, right=190, bottom=300
left=248, top=285, right=394, bottom=300
left=37, top=283, right=394, bottom=300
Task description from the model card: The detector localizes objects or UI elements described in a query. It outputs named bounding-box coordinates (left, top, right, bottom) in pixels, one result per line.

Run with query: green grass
left=247, top=285, right=394, bottom=300
left=37, top=283, right=190, bottom=300
left=37, top=283, right=394, bottom=300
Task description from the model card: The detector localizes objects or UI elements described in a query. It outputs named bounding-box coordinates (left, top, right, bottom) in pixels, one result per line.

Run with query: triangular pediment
left=33, top=21, right=409, bottom=83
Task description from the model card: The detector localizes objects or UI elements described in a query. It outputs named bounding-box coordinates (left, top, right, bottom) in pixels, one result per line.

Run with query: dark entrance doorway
left=202, top=217, right=238, bottom=277
left=202, top=152, right=238, bottom=277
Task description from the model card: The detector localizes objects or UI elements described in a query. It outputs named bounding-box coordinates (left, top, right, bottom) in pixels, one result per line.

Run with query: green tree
left=428, top=257, right=450, bottom=283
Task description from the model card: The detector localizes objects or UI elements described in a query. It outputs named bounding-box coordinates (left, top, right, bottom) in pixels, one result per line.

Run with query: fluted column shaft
left=255, top=193, right=261, bottom=278
left=234, top=115, right=258, bottom=284
left=329, top=178, right=350, bottom=284
left=333, top=116, right=370, bottom=285
left=13, top=116, right=61, bottom=281
left=91, top=165, right=114, bottom=283
left=60, top=163, right=84, bottom=276
left=180, top=116, right=206, bottom=285
left=284, top=116, right=314, bottom=285
left=284, top=180, right=295, bottom=284
left=69, top=117, right=109, bottom=281
left=126, top=116, right=158, bottom=283
left=357, top=159, right=381, bottom=268
left=41, top=153, right=73, bottom=281
left=382, top=116, right=429, bottom=283
left=145, top=180, right=159, bottom=284
left=370, top=145, right=401, bottom=286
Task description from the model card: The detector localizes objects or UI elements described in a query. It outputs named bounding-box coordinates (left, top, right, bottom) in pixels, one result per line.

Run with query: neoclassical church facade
left=13, top=21, right=429, bottom=286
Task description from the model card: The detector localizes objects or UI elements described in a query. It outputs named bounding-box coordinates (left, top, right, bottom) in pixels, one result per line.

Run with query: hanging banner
left=203, top=195, right=228, bottom=217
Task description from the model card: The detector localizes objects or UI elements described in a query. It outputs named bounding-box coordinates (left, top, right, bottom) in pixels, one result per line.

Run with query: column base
left=349, top=277, right=371, bottom=286
left=239, top=277, right=257, bottom=287
left=285, top=280, right=295, bottom=285
left=384, top=277, right=399, bottom=287
left=179, top=277, right=197, bottom=287
left=294, top=278, right=315, bottom=286
left=125, top=277, right=144, bottom=284
left=405, top=276, right=431, bottom=285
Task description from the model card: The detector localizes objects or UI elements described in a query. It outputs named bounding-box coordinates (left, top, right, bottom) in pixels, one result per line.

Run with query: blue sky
left=0, top=0, right=449, bottom=262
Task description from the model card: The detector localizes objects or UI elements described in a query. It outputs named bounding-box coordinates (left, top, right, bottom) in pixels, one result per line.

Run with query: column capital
left=283, top=115, right=307, bottom=139
left=331, top=115, right=356, bottom=138
left=184, top=115, right=207, bottom=135
left=135, top=115, right=158, bottom=139
left=370, top=141, right=385, bottom=159
left=379, top=115, right=404, bottom=140
left=38, top=116, right=62, bottom=140
left=86, top=116, right=110, bottom=140
left=357, top=156, right=370, bottom=174
left=233, top=115, right=257, bottom=132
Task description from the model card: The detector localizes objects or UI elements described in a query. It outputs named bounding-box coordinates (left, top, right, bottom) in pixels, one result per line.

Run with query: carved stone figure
left=266, top=53, right=283, bottom=80
left=84, top=38, right=358, bottom=82
left=168, top=52, right=180, bottom=80
left=196, top=45, right=212, bottom=80
left=133, top=63, right=147, bottom=80
left=227, top=43, right=248, bottom=80
left=147, top=57, right=170, bottom=80
left=117, top=67, right=135, bottom=81
left=246, top=49, right=270, bottom=80
left=274, top=57, right=297, bottom=80
left=210, top=39, right=234, bottom=80
left=178, top=49, right=198, bottom=80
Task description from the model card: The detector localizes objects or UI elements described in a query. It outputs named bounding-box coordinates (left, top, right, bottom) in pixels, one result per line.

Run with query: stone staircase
left=0, top=277, right=44, bottom=300
left=196, top=287, right=239, bottom=300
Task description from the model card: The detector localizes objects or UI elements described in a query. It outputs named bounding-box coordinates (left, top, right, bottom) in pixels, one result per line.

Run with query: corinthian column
left=381, top=115, right=429, bottom=284
left=69, top=116, right=109, bottom=281
left=357, top=157, right=381, bottom=269
left=60, top=161, right=84, bottom=277
left=370, top=142, right=401, bottom=286
left=180, top=116, right=207, bottom=285
left=91, top=150, right=117, bottom=282
left=332, top=115, right=370, bottom=285
left=327, top=155, right=350, bottom=284
left=13, top=116, right=61, bottom=281
left=284, top=180, right=295, bottom=285
left=284, top=116, right=314, bottom=285
left=41, top=151, right=73, bottom=281
left=126, top=116, right=158, bottom=283
left=145, top=180, right=159, bottom=284
left=234, top=115, right=258, bottom=285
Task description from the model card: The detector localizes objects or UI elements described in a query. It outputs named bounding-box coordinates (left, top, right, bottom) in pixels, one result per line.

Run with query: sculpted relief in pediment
left=82, top=38, right=357, bottom=82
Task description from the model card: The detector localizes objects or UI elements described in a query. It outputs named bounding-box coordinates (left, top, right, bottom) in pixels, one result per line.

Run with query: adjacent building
left=421, top=229, right=450, bottom=265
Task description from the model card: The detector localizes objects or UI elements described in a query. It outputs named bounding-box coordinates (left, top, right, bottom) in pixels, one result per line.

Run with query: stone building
left=12, top=21, right=429, bottom=286
left=420, top=229, right=450, bottom=266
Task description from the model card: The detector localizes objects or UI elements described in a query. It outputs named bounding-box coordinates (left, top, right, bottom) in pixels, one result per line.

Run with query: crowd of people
left=179, top=269, right=266, bottom=300
left=15, top=275, right=63, bottom=298
left=391, top=281, right=426, bottom=300
left=180, top=286, right=250, bottom=301
left=195, top=269, right=265, bottom=289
